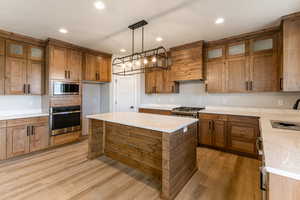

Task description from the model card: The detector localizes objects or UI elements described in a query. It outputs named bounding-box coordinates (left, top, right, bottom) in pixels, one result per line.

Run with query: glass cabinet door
left=227, top=42, right=246, bottom=57
left=207, top=46, right=224, bottom=60
left=252, top=37, right=273, bottom=53
left=7, top=41, right=26, bottom=58
left=29, top=46, right=44, bottom=61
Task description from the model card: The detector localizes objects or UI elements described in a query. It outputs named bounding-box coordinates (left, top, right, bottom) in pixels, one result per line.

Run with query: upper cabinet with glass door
left=251, top=36, right=275, bottom=55
left=6, top=40, right=27, bottom=59
left=226, top=41, right=248, bottom=58
left=28, top=46, right=44, bottom=61
left=206, top=46, right=225, bottom=61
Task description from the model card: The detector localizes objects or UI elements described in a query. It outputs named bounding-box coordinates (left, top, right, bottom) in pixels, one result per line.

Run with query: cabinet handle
left=172, top=86, right=174, bottom=92
left=65, top=70, right=67, bottom=79
left=212, top=121, right=215, bottom=131
left=28, top=84, right=31, bottom=94
left=250, top=81, right=253, bottom=91
left=280, top=78, right=283, bottom=90
left=68, top=71, right=71, bottom=79
left=208, top=121, right=211, bottom=130
left=27, top=126, right=30, bottom=136
left=23, top=84, right=26, bottom=94
left=245, top=81, right=249, bottom=91
left=32, top=126, right=35, bottom=135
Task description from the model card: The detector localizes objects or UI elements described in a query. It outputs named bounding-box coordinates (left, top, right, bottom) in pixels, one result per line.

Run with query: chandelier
left=112, top=20, right=168, bottom=76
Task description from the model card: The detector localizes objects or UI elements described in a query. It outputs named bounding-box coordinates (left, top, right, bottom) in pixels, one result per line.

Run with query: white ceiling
left=0, top=0, right=300, bottom=54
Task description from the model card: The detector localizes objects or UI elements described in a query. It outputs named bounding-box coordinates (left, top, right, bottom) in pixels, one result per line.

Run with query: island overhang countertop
left=86, top=112, right=198, bottom=133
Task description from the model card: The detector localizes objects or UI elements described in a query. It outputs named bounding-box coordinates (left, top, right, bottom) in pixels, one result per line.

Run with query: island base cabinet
left=88, top=118, right=198, bottom=200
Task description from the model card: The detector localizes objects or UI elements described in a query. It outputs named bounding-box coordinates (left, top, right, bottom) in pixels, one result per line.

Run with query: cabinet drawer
left=0, top=121, right=6, bottom=128
left=230, top=125, right=256, bottom=140
left=7, top=116, right=48, bottom=127
left=199, top=113, right=227, bottom=121
left=228, top=115, right=259, bottom=125
left=230, top=140, right=256, bottom=154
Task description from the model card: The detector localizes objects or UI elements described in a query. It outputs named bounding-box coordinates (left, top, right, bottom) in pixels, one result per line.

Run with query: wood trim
left=170, top=40, right=204, bottom=52
left=0, top=29, right=45, bottom=46
left=281, top=11, right=300, bottom=21
left=205, top=26, right=280, bottom=47
left=46, top=38, right=112, bottom=57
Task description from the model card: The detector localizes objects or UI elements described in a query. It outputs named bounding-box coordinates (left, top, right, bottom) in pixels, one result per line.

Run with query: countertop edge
left=87, top=116, right=198, bottom=133
left=0, top=113, right=49, bottom=121
left=265, top=167, right=300, bottom=181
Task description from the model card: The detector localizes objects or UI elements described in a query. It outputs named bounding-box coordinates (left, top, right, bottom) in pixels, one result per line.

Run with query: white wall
left=140, top=74, right=300, bottom=109
left=0, top=96, right=42, bottom=114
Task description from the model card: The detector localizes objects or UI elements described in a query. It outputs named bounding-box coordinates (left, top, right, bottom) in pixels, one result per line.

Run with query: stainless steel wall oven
left=50, top=105, right=81, bottom=136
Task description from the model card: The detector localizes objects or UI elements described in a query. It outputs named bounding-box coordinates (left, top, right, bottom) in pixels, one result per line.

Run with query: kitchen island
left=87, top=112, right=198, bottom=200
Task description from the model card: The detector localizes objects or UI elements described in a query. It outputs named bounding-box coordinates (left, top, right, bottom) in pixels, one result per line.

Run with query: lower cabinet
left=6, top=117, right=49, bottom=159
left=0, top=121, right=7, bottom=160
left=199, top=113, right=259, bottom=158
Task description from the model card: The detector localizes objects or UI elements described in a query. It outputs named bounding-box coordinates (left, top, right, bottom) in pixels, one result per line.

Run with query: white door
left=114, top=75, right=139, bottom=112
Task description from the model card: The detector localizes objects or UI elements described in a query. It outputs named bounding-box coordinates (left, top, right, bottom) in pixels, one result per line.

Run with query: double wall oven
left=50, top=81, right=81, bottom=138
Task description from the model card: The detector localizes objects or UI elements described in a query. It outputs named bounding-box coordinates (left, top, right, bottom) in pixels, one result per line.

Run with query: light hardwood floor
left=0, top=140, right=261, bottom=200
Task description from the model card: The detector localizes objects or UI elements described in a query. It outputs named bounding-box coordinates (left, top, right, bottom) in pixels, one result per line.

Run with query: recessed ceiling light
left=94, top=1, right=106, bottom=10
left=120, top=49, right=126, bottom=53
left=215, top=18, right=225, bottom=24
left=59, top=28, right=68, bottom=34
left=156, top=37, right=163, bottom=42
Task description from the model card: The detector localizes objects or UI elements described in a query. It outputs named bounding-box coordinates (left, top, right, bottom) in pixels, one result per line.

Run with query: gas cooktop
left=171, top=107, right=205, bottom=117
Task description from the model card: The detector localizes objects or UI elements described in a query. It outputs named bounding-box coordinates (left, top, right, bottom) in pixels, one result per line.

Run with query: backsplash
left=140, top=75, right=300, bottom=109
left=0, top=96, right=42, bottom=114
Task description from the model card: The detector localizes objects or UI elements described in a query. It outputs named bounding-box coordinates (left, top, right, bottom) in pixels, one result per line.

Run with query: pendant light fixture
left=112, top=20, right=168, bottom=76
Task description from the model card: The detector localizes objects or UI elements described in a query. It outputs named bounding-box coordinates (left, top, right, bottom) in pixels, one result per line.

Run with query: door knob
left=130, top=106, right=134, bottom=109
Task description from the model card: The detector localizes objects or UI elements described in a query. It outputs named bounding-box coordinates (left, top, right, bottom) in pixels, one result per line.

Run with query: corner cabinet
left=282, top=16, right=300, bottom=91
left=83, top=53, right=111, bottom=82
left=6, top=117, right=49, bottom=159
left=170, top=41, right=204, bottom=81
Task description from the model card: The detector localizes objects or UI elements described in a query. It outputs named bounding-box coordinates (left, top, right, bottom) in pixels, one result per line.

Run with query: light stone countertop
left=139, top=104, right=181, bottom=111
left=0, top=110, right=49, bottom=121
left=199, top=106, right=300, bottom=180
left=87, top=112, right=198, bottom=133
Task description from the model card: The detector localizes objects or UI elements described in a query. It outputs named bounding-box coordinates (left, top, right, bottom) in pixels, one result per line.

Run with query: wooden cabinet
left=6, top=117, right=49, bottom=159
left=199, top=113, right=259, bottom=158
left=0, top=121, right=6, bottom=160
left=0, top=38, right=5, bottom=56
left=6, top=40, right=26, bottom=59
left=27, top=61, right=44, bottom=95
left=170, top=41, right=204, bottom=81
left=28, top=46, right=44, bottom=61
left=226, top=57, right=248, bottom=93
left=199, top=114, right=227, bottom=148
left=282, top=16, right=300, bottom=91
left=205, top=33, right=280, bottom=93
left=0, top=55, right=4, bottom=95
left=83, top=53, right=111, bottom=82
left=49, top=46, right=68, bottom=80
left=5, top=57, right=27, bottom=95
left=30, top=122, right=49, bottom=152
left=206, top=61, right=226, bottom=93
left=68, top=50, right=82, bottom=81
left=145, top=69, right=179, bottom=94
left=49, top=46, right=83, bottom=81
left=249, top=36, right=279, bottom=92
left=7, top=125, right=30, bottom=158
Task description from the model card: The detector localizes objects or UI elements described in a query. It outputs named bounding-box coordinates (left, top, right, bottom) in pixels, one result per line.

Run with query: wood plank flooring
left=0, top=140, right=261, bottom=200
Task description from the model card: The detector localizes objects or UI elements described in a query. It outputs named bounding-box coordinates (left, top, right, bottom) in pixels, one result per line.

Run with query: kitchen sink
left=271, top=120, right=300, bottom=131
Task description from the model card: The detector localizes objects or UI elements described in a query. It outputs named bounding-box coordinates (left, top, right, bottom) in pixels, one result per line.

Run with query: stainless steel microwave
left=53, top=82, right=80, bottom=95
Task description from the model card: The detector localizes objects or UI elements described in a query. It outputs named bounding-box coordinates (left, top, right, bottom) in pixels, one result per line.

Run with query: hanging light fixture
left=112, top=20, right=168, bottom=76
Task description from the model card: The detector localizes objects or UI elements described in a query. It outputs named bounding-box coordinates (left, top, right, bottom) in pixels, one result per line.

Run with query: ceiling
left=0, top=0, right=300, bottom=55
